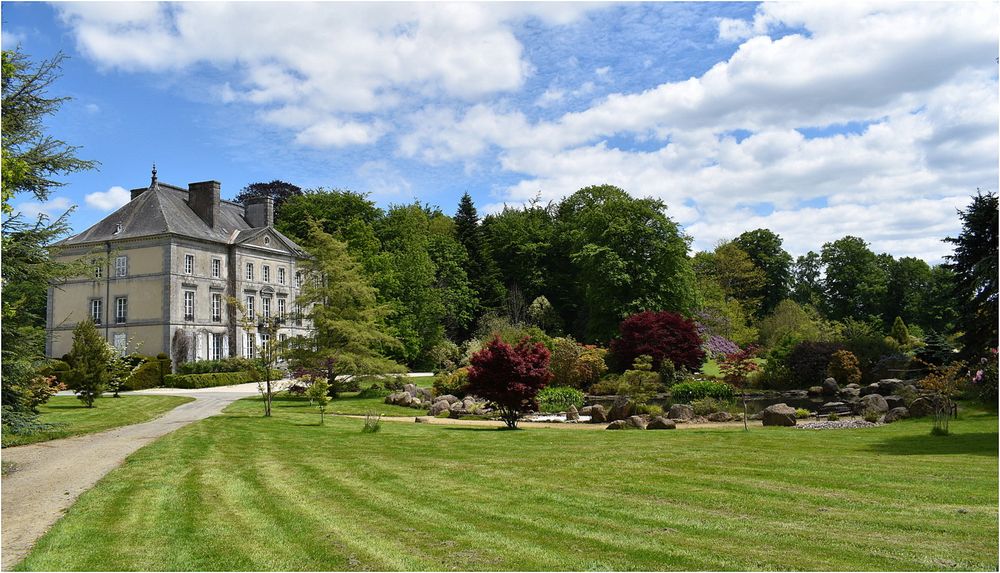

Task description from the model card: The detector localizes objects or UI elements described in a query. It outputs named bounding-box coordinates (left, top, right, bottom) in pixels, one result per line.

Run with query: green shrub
left=334, top=377, right=361, bottom=393
left=862, top=407, right=881, bottom=423
left=633, top=403, right=663, bottom=417
left=162, top=371, right=274, bottom=389
left=827, top=350, right=862, bottom=386
left=691, top=397, right=735, bottom=416
left=357, top=383, right=390, bottom=399
left=548, top=337, right=609, bottom=390
left=658, top=359, right=677, bottom=387
left=536, top=386, right=585, bottom=413
left=589, top=375, right=620, bottom=396
left=786, top=341, right=846, bottom=388
left=362, top=412, right=382, bottom=433
left=433, top=367, right=469, bottom=397
left=827, top=412, right=840, bottom=421
left=125, top=359, right=164, bottom=390
left=795, top=408, right=811, bottom=419
left=670, top=380, right=736, bottom=403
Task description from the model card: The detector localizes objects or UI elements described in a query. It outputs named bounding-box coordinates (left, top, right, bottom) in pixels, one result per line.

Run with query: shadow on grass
left=437, top=426, right=510, bottom=432
left=870, top=431, right=998, bottom=456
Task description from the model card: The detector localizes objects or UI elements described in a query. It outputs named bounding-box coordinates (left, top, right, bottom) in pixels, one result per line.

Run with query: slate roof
left=59, top=182, right=305, bottom=255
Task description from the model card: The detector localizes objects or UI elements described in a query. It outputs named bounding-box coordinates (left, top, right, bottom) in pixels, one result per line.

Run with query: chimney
left=188, top=180, right=221, bottom=228
left=130, top=187, right=147, bottom=200
left=245, top=196, right=274, bottom=228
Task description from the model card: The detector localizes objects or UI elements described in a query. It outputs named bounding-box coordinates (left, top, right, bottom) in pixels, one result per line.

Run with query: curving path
left=0, top=386, right=260, bottom=570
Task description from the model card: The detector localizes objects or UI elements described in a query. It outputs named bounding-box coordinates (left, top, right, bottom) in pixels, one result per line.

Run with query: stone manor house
left=46, top=168, right=311, bottom=361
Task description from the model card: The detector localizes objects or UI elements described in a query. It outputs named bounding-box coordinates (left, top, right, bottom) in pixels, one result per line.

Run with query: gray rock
left=404, top=383, right=417, bottom=396
left=590, top=404, right=607, bottom=423
left=647, top=416, right=677, bottom=430
left=439, top=394, right=460, bottom=405
left=579, top=405, right=593, bottom=416
left=859, top=393, right=889, bottom=414
left=883, top=407, right=909, bottom=423
left=845, top=383, right=861, bottom=390
left=626, top=415, right=648, bottom=429
left=414, top=416, right=432, bottom=423
left=860, top=383, right=881, bottom=397
left=566, top=404, right=580, bottom=422
left=605, top=420, right=629, bottom=430
left=839, top=387, right=860, bottom=399
left=784, top=389, right=809, bottom=398
left=884, top=395, right=905, bottom=410
left=462, top=398, right=476, bottom=410
left=417, top=387, right=433, bottom=401
left=908, top=396, right=934, bottom=418
left=808, top=386, right=824, bottom=396
left=822, top=377, right=840, bottom=395
left=878, top=379, right=903, bottom=394
left=706, top=411, right=733, bottom=422
left=668, top=404, right=694, bottom=420
left=429, top=400, right=451, bottom=416
left=608, top=397, right=632, bottom=422
left=761, top=403, right=797, bottom=426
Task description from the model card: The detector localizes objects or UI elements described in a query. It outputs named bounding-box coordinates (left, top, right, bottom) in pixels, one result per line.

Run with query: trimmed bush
left=827, top=350, right=862, bottom=386
left=125, top=359, right=164, bottom=390
left=670, top=380, right=736, bottom=403
left=609, top=311, right=706, bottom=373
left=433, top=367, right=470, bottom=397
left=536, top=386, right=585, bottom=413
left=163, top=370, right=280, bottom=389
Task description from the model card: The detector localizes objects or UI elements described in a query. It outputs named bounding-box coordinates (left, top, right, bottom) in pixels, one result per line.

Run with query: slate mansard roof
left=59, top=180, right=306, bottom=256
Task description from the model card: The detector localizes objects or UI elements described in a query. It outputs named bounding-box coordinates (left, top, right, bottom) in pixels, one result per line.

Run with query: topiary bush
left=827, top=349, right=862, bottom=386
left=670, top=380, right=736, bottom=403
left=608, top=311, right=706, bottom=373
left=786, top=341, right=846, bottom=389
left=536, top=386, right=585, bottom=413
left=433, top=367, right=470, bottom=397
left=125, top=359, right=163, bottom=390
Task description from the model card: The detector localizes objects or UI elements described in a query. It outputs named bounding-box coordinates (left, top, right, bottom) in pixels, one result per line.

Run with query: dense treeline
left=270, top=181, right=992, bottom=371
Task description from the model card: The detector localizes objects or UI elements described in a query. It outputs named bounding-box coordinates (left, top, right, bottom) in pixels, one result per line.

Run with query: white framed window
left=184, top=254, right=194, bottom=274
left=90, top=299, right=103, bottom=325
left=212, top=293, right=222, bottom=322
left=262, top=297, right=271, bottom=319
left=211, top=334, right=224, bottom=361
left=246, top=295, right=255, bottom=320
left=212, top=258, right=222, bottom=278
left=295, top=271, right=302, bottom=287
left=115, top=256, right=128, bottom=277
left=278, top=267, right=286, bottom=285
left=115, top=297, right=128, bottom=324
left=260, top=333, right=270, bottom=356
left=94, top=260, right=103, bottom=279
left=246, top=262, right=254, bottom=280
left=184, top=291, right=195, bottom=320
left=277, top=298, right=286, bottom=318
left=246, top=333, right=256, bottom=359
left=263, top=265, right=270, bottom=283
left=294, top=302, right=302, bottom=326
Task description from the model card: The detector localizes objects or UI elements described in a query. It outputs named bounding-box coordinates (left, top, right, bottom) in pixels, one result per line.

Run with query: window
left=246, top=262, right=254, bottom=280
left=246, top=295, right=255, bottom=320
left=295, top=271, right=302, bottom=287
left=263, top=265, right=270, bottom=283
left=246, top=333, right=256, bottom=359
left=212, top=258, right=221, bottom=278
left=262, top=297, right=271, bottom=319
left=184, top=254, right=194, bottom=274
left=212, top=293, right=222, bottom=322
left=279, top=334, right=287, bottom=344
left=277, top=298, right=286, bottom=318
left=94, top=261, right=103, bottom=279
left=278, top=267, right=286, bottom=285
left=211, top=334, right=224, bottom=361
left=115, top=256, right=128, bottom=277
left=115, top=297, right=127, bottom=324
left=294, top=302, right=302, bottom=326
left=90, top=299, right=103, bottom=325
left=184, top=291, right=195, bottom=320
left=260, top=333, right=270, bottom=356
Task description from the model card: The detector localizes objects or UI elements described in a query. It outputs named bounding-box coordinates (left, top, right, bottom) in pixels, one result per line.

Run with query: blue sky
left=3, top=2, right=997, bottom=262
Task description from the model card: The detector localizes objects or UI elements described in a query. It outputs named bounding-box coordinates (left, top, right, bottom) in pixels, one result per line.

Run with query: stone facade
left=46, top=171, right=310, bottom=361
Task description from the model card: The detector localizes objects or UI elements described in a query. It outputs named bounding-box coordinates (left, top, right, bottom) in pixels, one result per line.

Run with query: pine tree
left=890, top=316, right=910, bottom=346
left=65, top=320, right=112, bottom=407
left=454, top=193, right=502, bottom=331
left=944, top=190, right=998, bottom=360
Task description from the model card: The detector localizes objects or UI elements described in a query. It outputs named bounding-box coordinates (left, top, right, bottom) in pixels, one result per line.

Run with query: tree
left=820, top=236, right=887, bottom=322
left=757, top=299, right=823, bottom=350
left=235, top=180, right=302, bottom=219
left=2, top=48, right=96, bottom=420
left=482, top=199, right=555, bottom=316
left=890, top=316, right=910, bottom=346
left=882, top=256, right=933, bottom=330
left=944, top=191, right=998, bottom=360
left=286, top=220, right=405, bottom=387
left=454, top=192, right=504, bottom=323
left=304, top=377, right=330, bottom=425
left=791, top=251, right=823, bottom=308
left=733, top=229, right=793, bottom=316
left=467, top=336, right=552, bottom=429
left=427, top=213, right=478, bottom=341
left=64, top=320, right=112, bottom=407
left=608, top=311, right=706, bottom=373
left=275, top=189, right=383, bottom=265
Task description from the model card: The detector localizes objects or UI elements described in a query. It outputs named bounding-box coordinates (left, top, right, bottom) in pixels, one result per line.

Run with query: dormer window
left=113, top=223, right=123, bottom=235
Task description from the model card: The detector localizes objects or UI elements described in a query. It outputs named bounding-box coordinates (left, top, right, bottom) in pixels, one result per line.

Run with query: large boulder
left=707, top=411, right=733, bottom=422
left=626, top=415, right=647, bottom=430
left=404, top=383, right=417, bottom=396
left=761, top=403, right=797, bottom=427
left=605, top=420, right=630, bottom=430
left=579, top=405, right=593, bottom=416
left=448, top=402, right=468, bottom=418
left=429, top=400, right=451, bottom=416
left=566, top=404, right=580, bottom=422
left=416, top=387, right=433, bottom=401
left=590, top=404, right=608, bottom=423
left=845, top=383, right=861, bottom=390
left=883, top=407, right=910, bottom=423
left=668, top=404, right=694, bottom=420
left=608, top=398, right=632, bottom=422
left=839, top=387, right=860, bottom=399
left=878, top=379, right=903, bottom=395
left=807, top=386, right=824, bottom=396
left=859, top=394, right=889, bottom=414
left=860, top=383, right=881, bottom=397
left=647, top=416, right=677, bottom=430
left=822, top=377, right=840, bottom=395
left=908, top=396, right=935, bottom=418
left=884, top=395, right=906, bottom=410
left=438, top=394, right=460, bottom=405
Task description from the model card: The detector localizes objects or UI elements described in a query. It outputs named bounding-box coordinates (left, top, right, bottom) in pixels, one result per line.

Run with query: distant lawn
left=17, top=397, right=998, bottom=571
left=408, top=375, right=434, bottom=388
left=302, top=392, right=421, bottom=417
left=1, top=395, right=194, bottom=448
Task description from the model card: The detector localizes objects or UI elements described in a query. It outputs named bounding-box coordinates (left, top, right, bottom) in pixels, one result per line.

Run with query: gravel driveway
left=0, top=385, right=260, bottom=570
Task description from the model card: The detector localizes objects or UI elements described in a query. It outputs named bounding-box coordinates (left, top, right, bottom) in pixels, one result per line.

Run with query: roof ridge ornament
left=150, top=163, right=158, bottom=189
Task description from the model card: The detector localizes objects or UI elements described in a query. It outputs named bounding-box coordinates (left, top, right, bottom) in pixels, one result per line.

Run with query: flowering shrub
left=609, top=311, right=706, bottom=372
left=467, top=336, right=552, bottom=429
left=827, top=349, right=862, bottom=386
left=704, top=334, right=740, bottom=360
left=970, top=348, right=998, bottom=404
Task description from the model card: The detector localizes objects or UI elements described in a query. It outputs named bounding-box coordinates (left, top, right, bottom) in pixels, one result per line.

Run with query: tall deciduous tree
left=791, top=251, right=823, bottom=308
left=235, top=180, right=302, bottom=219
left=287, top=221, right=405, bottom=384
left=820, top=236, right=887, bottom=322
left=945, top=191, right=998, bottom=359
left=733, top=229, right=793, bottom=316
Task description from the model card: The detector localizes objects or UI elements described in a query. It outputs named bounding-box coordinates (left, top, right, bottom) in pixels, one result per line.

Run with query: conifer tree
left=65, top=320, right=112, bottom=407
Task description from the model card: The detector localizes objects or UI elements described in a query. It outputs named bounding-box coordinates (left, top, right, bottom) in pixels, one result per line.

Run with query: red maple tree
left=608, top=310, right=706, bottom=372
left=467, top=336, right=552, bottom=429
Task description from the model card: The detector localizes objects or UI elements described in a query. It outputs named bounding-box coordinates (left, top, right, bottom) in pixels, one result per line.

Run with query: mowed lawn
left=2, top=395, right=194, bottom=448
left=17, top=398, right=998, bottom=571
left=324, top=375, right=436, bottom=417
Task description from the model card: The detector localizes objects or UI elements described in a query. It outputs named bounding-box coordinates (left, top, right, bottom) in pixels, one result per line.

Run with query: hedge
left=163, top=369, right=282, bottom=389
left=669, top=380, right=736, bottom=403
left=124, top=356, right=171, bottom=390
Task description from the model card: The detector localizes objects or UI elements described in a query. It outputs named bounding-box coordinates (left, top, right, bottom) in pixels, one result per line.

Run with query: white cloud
left=85, top=186, right=130, bottom=211
left=14, top=196, right=73, bottom=219
left=356, top=161, right=412, bottom=200
left=1, top=30, right=26, bottom=49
